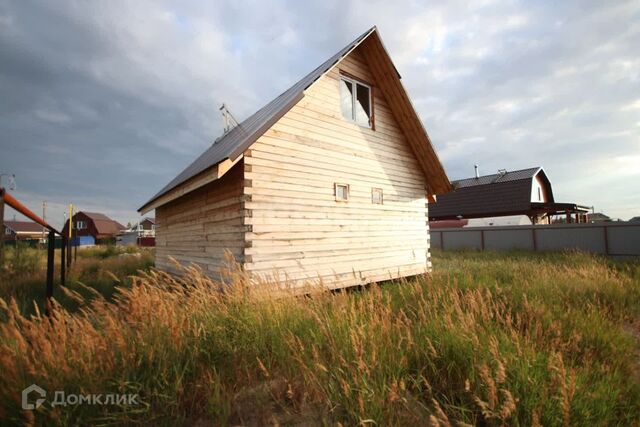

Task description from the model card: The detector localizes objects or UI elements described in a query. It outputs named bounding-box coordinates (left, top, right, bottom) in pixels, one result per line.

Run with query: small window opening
left=537, top=187, right=542, bottom=201
left=340, top=76, right=372, bottom=127
left=76, top=220, right=86, bottom=230
left=335, top=183, right=349, bottom=201
left=372, top=187, right=383, bottom=204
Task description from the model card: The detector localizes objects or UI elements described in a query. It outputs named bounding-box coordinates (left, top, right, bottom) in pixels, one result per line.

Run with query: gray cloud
left=1, top=0, right=638, bottom=228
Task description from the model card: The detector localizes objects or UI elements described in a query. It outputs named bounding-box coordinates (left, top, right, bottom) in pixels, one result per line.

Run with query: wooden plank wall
left=243, top=45, right=430, bottom=288
left=155, top=161, right=245, bottom=275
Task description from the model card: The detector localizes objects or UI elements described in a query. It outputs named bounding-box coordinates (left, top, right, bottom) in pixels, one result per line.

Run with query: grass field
left=0, top=248, right=639, bottom=426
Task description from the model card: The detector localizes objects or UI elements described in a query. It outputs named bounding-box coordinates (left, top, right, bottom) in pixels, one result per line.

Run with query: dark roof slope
left=80, top=212, right=125, bottom=235
left=82, top=212, right=113, bottom=222
left=140, top=27, right=379, bottom=212
left=453, top=167, right=541, bottom=189
left=92, top=219, right=126, bottom=235
left=429, top=167, right=552, bottom=220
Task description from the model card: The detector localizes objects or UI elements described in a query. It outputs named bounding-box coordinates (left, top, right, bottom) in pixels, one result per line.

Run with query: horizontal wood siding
left=244, top=46, right=430, bottom=288
left=155, top=161, right=244, bottom=275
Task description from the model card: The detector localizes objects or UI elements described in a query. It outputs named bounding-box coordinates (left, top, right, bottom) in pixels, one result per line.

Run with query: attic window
left=76, top=220, right=86, bottom=230
left=340, top=76, right=372, bottom=127
left=5, top=227, right=11, bottom=235
left=335, top=183, right=349, bottom=201
left=372, top=188, right=383, bottom=204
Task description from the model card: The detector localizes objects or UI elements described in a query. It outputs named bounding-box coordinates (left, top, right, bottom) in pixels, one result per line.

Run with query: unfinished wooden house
left=138, top=27, right=451, bottom=288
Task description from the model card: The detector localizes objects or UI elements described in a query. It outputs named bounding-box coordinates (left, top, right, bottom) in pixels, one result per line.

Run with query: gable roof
left=75, top=212, right=126, bottom=235
left=3, top=220, right=44, bottom=233
left=139, top=26, right=451, bottom=213
left=429, top=167, right=554, bottom=220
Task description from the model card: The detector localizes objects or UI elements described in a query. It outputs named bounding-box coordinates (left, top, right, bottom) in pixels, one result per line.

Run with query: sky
left=1, top=0, right=639, bottom=229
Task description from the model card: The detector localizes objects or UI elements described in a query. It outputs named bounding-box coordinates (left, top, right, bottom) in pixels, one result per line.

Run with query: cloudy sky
left=1, top=0, right=638, bottom=228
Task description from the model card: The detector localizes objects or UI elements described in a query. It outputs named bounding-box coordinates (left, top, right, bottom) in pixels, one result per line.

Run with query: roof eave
left=138, top=155, right=243, bottom=214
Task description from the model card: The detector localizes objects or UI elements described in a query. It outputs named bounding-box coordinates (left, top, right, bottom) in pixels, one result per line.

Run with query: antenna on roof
left=219, top=103, right=239, bottom=135
left=474, top=164, right=479, bottom=179
left=497, top=169, right=507, bottom=177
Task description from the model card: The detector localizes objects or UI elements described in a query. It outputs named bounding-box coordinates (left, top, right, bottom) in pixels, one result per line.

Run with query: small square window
left=372, top=188, right=383, bottom=204
left=76, top=220, right=86, bottom=230
left=335, top=183, right=349, bottom=201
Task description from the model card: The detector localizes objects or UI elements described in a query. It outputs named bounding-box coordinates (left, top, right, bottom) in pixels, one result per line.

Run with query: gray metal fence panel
left=535, top=226, right=606, bottom=253
left=484, top=229, right=534, bottom=251
left=431, top=223, right=640, bottom=256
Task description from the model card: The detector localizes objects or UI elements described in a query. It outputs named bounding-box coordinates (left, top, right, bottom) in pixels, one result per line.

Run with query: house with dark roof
left=3, top=220, right=45, bottom=241
left=61, top=211, right=125, bottom=244
left=139, top=27, right=451, bottom=288
left=429, top=167, right=589, bottom=224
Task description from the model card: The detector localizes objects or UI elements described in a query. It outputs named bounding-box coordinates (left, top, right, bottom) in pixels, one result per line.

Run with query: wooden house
left=139, top=27, right=451, bottom=288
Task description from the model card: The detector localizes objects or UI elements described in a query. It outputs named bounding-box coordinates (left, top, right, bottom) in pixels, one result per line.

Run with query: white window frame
left=372, top=187, right=383, bottom=205
left=335, top=183, right=350, bottom=202
left=5, top=227, right=12, bottom=235
left=76, top=220, right=86, bottom=230
left=340, top=75, right=372, bottom=128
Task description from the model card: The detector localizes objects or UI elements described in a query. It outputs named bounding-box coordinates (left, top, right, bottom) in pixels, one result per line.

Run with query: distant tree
left=126, top=222, right=132, bottom=229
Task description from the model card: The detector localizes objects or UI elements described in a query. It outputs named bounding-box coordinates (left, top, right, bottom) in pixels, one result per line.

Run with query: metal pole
left=60, top=236, right=66, bottom=286
left=67, top=204, right=73, bottom=269
left=0, top=188, right=4, bottom=273
left=46, top=230, right=55, bottom=315
left=42, top=201, right=47, bottom=245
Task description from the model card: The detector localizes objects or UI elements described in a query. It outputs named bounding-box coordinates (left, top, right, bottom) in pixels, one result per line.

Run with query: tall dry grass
left=0, top=244, right=154, bottom=317
left=0, top=250, right=639, bottom=426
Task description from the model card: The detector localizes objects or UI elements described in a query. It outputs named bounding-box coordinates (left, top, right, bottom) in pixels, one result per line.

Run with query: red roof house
left=61, top=211, right=125, bottom=242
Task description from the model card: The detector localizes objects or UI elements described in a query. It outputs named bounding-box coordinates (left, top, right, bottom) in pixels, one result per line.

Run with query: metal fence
left=430, top=223, right=640, bottom=257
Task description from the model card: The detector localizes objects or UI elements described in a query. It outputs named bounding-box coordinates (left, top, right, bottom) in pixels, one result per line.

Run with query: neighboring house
left=116, top=217, right=156, bottom=247
left=586, top=213, right=611, bottom=223
left=629, top=216, right=640, bottom=223
left=138, top=217, right=155, bottom=234
left=128, top=217, right=155, bottom=236
left=3, top=220, right=45, bottom=241
left=139, top=27, right=451, bottom=289
left=429, top=167, right=589, bottom=224
left=61, top=211, right=126, bottom=244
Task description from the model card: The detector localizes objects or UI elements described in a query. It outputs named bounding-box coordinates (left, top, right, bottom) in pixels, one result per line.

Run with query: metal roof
left=429, top=167, right=555, bottom=220
left=453, top=167, right=541, bottom=189
left=140, top=27, right=380, bottom=212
